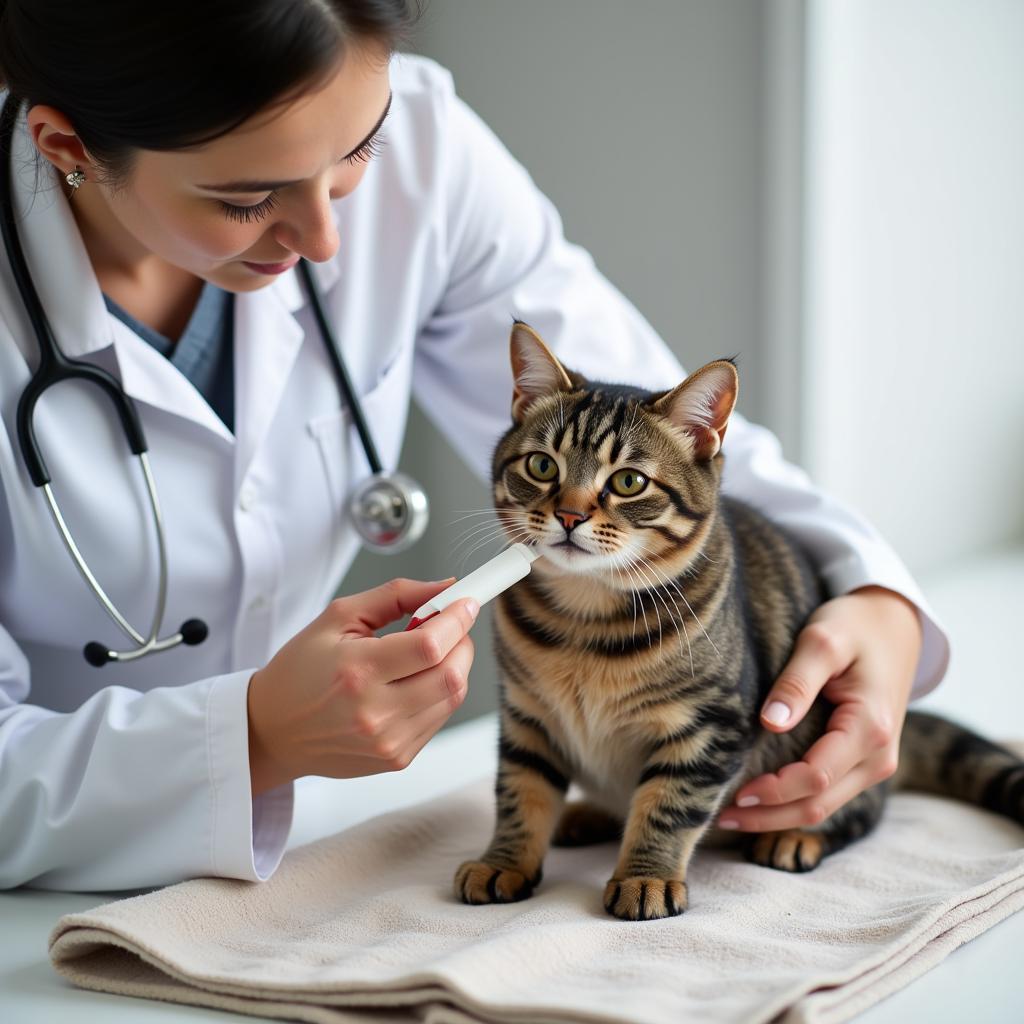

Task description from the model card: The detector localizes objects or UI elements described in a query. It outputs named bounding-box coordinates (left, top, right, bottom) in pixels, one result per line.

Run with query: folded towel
left=50, top=764, right=1024, bottom=1024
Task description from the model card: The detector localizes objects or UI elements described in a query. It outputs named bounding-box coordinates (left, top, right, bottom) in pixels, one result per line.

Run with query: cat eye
left=525, top=452, right=559, bottom=483
left=609, top=468, right=648, bottom=497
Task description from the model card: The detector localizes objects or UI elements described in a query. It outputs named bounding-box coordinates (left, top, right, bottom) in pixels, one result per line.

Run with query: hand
left=717, top=586, right=922, bottom=832
left=247, top=578, right=478, bottom=796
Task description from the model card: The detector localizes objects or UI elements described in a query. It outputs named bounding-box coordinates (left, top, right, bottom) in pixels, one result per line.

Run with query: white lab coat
left=0, top=56, right=949, bottom=891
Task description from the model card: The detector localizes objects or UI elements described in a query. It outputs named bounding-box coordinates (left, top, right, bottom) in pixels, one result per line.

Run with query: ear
left=509, top=321, right=574, bottom=423
left=26, top=105, right=96, bottom=181
left=650, top=359, right=738, bottom=460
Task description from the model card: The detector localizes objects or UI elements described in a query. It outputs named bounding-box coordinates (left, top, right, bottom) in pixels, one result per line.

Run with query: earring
left=65, top=166, right=86, bottom=198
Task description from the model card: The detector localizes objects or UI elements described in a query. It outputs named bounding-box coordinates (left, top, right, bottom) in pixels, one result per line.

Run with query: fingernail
left=737, top=796, right=760, bottom=808
left=718, top=819, right=739, bottom=830
left=763, top=701, right=791, bottom=726
left=464, top=599, right=480, bottom=621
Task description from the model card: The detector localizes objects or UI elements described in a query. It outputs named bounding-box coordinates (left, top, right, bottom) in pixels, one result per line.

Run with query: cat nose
left=555, top=508, right=590, bottom=532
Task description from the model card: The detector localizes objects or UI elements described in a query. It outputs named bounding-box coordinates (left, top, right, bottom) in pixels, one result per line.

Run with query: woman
left=0, top=0, right=947, bottom=890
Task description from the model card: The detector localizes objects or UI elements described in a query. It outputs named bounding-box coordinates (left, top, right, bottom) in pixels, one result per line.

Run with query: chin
left=537, top=544, right=618, bottom=577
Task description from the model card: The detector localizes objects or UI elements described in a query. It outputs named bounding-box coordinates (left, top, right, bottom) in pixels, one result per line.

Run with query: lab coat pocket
left=303, top=345, right=413, bottom=586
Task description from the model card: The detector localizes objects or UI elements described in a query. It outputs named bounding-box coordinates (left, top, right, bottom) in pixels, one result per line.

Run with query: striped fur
left=454, top=326, right=1024, bottom=921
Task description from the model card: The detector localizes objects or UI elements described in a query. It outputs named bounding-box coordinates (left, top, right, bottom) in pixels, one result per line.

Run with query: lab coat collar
left=10, top=108, right=341, bottom=457
left=233, top=259, right=340, bottom=482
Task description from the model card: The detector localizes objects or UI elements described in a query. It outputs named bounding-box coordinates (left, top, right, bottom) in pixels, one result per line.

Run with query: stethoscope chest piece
left=0, top=90, right=432, bottom=664
left=349, top=471, right=429, bottom=554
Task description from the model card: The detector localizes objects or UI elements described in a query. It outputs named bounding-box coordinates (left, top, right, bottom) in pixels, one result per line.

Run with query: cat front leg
left=454, top=712, right=570, bottom=905
left=605, top=754, right=739, bottom=921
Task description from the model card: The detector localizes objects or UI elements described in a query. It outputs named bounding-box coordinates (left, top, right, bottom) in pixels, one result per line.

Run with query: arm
left=0, top=583, right=478, bottom=891
left=0, top=620, right=293, bottom=891
left=411, top=75, right=948, bottom=699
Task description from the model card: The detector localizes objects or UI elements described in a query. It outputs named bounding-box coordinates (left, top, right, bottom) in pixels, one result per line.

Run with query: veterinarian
left=0, top=0, right=949, bottom=889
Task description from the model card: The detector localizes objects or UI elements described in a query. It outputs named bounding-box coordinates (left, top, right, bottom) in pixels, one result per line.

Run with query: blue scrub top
left=103, top=282, right=235, bottom=432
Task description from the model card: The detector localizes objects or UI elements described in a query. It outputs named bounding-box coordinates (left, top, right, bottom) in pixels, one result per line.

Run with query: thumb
left=762, top=625, right=843, bottom=732
left=334, top=577, right=456, bottom=634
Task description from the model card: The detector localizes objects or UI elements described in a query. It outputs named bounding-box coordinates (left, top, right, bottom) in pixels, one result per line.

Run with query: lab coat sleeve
left=0, top=620, right=293, bottom=890
left=409, top=71, right=949, bottom=700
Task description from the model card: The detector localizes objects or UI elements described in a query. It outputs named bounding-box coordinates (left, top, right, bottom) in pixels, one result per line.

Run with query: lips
left=242, top=254, right=300, bottom=275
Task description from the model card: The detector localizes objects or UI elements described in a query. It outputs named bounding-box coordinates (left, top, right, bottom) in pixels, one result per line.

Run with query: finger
left=364, top=678, right=470, bottom=772
left=330, top=577, right=457, bottom=635
left=717, top=762, right=876, bottom=833
left=369, top=599, right=479, bottom=682
left=729, top=709, right=867, bottom=809
left=761, top=622, right=852, bottom=733
left=398, top=697, right=464, bottom=766
left=339, top=638, right=472, bottom=761
left=387, top=635, right=474, bottom=717
left=353, top=693, right=465, bottom=773
left=727, top=761, right=830, bottom=811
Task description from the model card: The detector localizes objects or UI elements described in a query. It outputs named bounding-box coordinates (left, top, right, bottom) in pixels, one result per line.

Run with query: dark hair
left=0, top=0, right=419, bottom=185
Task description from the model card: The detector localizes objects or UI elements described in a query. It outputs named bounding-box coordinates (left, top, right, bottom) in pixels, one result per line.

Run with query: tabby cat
left=453, top=321, right=1024, bottom=922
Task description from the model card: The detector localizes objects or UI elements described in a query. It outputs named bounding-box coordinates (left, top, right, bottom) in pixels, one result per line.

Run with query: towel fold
left=50, top=765, right=1024, bottom=1024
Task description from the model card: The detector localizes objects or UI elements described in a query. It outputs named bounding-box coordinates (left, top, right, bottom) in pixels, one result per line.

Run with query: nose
left=555, top=508, right=590, bottom=533
left=274, top=193, right=339, bottom=264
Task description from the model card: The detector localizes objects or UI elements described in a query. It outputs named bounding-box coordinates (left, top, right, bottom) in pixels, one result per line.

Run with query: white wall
left=803, top=0, right=1024, bottom=575
left=342, top=1, right=773, bottom=726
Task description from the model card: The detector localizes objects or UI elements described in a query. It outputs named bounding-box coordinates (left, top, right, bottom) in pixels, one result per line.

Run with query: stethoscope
left=0, top=95, right=428, bottom=667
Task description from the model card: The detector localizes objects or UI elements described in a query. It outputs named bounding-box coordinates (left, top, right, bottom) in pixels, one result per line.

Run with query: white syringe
left=405, top=543, right=540, bottom=630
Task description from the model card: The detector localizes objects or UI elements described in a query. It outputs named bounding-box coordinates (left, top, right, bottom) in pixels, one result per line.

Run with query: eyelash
left=217, top=131, right=387, bottom=224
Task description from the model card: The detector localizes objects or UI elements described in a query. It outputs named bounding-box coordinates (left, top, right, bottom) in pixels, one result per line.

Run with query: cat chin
left=536, top=546, right=622, bottom=578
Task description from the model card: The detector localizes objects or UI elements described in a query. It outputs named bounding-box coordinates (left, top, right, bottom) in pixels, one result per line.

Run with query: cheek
left=505, top=472, right=545, bottom=507
left=330, top=162, right=371, bottom=200
left=109, top=187, right=251, bottom=262
left=169, top=206, right=264, bottom=261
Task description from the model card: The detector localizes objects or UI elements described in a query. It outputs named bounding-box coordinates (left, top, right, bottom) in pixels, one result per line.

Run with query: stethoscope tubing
left=297, top=258, right=384, bottom=476
left=0, top=93, right=202, bottom=665
left=0, top=98, right=150, bottom=489
left=0, top=92, right=428, bottom=665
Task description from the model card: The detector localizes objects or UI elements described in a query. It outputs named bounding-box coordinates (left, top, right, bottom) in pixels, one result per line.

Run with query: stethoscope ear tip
left=83, top=642, right=111, bottom=667
left=180, top=619, right=208, bottom=646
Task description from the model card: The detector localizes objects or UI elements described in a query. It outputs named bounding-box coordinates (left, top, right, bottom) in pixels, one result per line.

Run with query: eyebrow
left=196, top=93, right=393, bottom=194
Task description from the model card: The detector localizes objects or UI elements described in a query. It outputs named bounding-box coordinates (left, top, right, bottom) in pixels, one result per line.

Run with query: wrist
left=247, top=670, right=294, bottom=797
left=850, top=584, right=923, bottom=649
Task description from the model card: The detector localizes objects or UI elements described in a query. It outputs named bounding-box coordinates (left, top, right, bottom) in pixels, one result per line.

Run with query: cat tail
left=894, top=710, right=1024, bottom=825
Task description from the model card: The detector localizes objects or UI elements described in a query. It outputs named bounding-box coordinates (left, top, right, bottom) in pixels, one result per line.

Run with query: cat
left=453, top=321, right=1024, bottom=921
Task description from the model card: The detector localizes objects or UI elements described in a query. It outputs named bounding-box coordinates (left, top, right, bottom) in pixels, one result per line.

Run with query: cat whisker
left=630, top=551, right=693, bottom=675
left=618, top=557, right=654, bottom=650
left=447, top=508, right=524, bottom=526
left=631, top=553, right=688, bottom=655
left=625, top=559, right=666, bottom=651
left=449, top=521, right=526, bottom=560
left=633, top=543, right=721, bottom=660
left=450, top=514, right=527, bottom=548
left=458, top=528, right=534, bottom=568
left=450, top=512, right=527, bottom=539
left=609, top=553, right=640, bottom=645
left=451, top=518, right=531, bottom=557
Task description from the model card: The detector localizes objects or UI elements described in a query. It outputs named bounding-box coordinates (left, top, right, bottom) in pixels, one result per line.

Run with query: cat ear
left=650, top=359, right=739, bottom=460
left=509, top=321, right=574, bottom=423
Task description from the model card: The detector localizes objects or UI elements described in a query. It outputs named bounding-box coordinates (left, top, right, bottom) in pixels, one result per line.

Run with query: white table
left=4, top=546, right=1024, bottom=1022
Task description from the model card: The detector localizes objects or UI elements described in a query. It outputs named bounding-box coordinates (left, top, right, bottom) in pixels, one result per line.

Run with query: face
left=493, top=329, right=735, bottom=585
left=36, top=40, right=391, bottom=291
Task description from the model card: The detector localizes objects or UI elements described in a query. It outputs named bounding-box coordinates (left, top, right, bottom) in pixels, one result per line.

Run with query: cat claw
left=746, top=829, right=826, bottom=872
left=454, top=860, right=540, bottom=905
left=603, top=876, right=687, bottom=921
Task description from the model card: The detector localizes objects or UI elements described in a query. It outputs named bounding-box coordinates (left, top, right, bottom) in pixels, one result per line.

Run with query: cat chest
left=502, top=638, right=670, bottom=796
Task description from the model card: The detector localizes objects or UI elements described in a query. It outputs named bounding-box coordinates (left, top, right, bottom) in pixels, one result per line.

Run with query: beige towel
left=50, top=772, right=1024, bottom=1024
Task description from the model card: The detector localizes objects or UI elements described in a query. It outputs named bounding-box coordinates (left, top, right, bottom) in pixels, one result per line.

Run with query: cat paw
left=603, top=876, right=687, bottom=921
left=552, top=801, right=623, bottom=847
left=746, top=829, right=826, bottom=872
left=454, top=860, right=540, bottom=905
